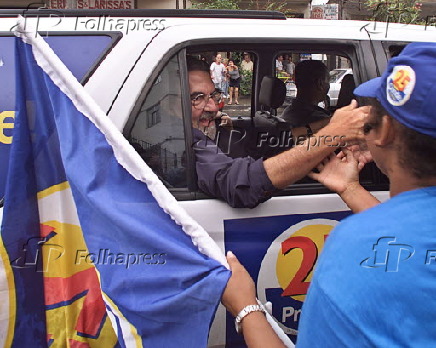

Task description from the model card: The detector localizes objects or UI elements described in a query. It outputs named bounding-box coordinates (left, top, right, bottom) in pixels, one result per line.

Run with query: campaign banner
left=224, top=211, right=351, bottom=346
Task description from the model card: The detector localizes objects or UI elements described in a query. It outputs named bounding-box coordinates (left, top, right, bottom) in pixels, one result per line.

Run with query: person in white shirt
left=210, top=53, right=226, bottom=90
left=285, top=55, right=295, bottom=79
left=275, top=54, right=290, bottom=79
left=275, top=54, right=284, bottom=73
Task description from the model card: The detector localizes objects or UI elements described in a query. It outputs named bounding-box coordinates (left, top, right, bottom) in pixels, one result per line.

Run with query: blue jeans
left=221, top=80, right=229, bottom=96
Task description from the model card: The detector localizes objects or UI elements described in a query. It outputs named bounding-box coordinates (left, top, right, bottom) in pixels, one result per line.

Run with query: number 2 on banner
left=281, top=234, right=328, bottom=297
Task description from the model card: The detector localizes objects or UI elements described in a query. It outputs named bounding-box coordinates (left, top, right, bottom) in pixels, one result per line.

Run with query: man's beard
left=197, top=111, right=217, bottom=139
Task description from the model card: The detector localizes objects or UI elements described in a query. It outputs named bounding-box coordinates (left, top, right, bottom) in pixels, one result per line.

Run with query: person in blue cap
left=221, top=42, right=436, bottom=347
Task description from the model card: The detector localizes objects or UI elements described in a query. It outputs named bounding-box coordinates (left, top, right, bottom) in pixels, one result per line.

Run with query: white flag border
left=14, top=16, right=228, bottom=268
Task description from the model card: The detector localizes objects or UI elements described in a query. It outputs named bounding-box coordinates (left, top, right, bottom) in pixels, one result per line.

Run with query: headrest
left=253, top=111, right=290, bottom=130
left=336, top=74, right=356, bottom=108
left=258, top=76, right=286, bottom=109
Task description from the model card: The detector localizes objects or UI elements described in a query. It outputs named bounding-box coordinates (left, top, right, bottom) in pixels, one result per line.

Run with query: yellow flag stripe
left=37, top=181, right=70, bottom=200
left=0, top=236, right=16, bottom=348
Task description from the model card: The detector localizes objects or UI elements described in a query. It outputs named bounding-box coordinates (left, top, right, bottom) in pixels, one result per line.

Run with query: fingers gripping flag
left=0, top=18, right=230, bottom=348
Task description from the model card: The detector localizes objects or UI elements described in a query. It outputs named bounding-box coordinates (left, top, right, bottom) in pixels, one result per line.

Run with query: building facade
left=1, top=1, right=436, bottom=25
left=0, top=0, right=191, bottom=9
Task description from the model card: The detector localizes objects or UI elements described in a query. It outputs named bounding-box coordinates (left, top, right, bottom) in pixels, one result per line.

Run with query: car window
left=188, top=50, right=255, bottom=119
left=275, top=52, right=353, bottom=113
left=384, top=43, right=408, bottom=58
left=125, top=42, right=388, bottom=198
left=125, top=50, right=256, bottom=191
left=0, top=34, right=117, bottom=200
left=45, top=35, right=116, bottom=83
left=127, top=55, right=187, bottom=189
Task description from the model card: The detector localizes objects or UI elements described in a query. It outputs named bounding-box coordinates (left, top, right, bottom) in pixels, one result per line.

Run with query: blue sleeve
left=193, top=130, right=276, bottom=208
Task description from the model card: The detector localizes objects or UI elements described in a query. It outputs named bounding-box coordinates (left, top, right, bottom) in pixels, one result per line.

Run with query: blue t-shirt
left=297, top=186, right=436, bottom=347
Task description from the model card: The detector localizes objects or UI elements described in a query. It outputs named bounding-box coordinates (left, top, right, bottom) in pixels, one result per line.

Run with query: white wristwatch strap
left=235, top=304, right=266, bottom=334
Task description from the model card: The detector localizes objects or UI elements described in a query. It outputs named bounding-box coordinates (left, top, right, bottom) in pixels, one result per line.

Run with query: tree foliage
left=239, top=70, right=253, bottom=96
left=248, top=0, right=297, bottom=17
left=191, top=0, right=240, bottom=10
left=366, top=0, right=423, bottom=24
left=190, top=0, right=298, bottom=16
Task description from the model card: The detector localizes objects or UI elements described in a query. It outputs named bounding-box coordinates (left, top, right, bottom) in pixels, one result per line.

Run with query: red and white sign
left=310, top=6, right=324, bottom=19
left=47, top=0, right=135, bottom=9
left=310, top=4, right=339, bottom=20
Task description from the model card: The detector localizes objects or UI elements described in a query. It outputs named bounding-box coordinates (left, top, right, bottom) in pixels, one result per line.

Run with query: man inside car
left=281, top=60, right=331, bottom=129
left=188, top=56, right=368, bottom=208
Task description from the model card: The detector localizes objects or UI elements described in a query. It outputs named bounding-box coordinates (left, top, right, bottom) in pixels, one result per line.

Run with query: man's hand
left=222, top=252, right=287, bottom=348
left=324, top=100, right=370, bottom=143
left=222, top=251, right=257, bottom=318
left=309, top=149, right=361, bottom=195
left=346, top=142, right=373, bottom=166
left=309, top=148, right=381, bottom=213
left=216, top=112, right=233, bottom=129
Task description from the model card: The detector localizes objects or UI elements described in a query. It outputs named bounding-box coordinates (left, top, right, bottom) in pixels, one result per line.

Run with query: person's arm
left=193, top=129, right=276, bottom=208
left=210, top=63, right=215, bottom=80
left=222, top=252, right=286, bottom=348
left=193, top=102, right=367, bottom=208
left=309, top=149, right=380, bottom=213
left=264, top=101, right=369, bottom=189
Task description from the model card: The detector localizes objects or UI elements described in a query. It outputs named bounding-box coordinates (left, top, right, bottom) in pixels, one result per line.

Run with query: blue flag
left=0, top=20, right=230, bottom=348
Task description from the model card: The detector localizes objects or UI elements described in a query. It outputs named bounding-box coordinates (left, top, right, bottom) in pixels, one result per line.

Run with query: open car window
left=189, top=50, right=255, bottom=118
left=125, top=42, right=389, bottom=198
left=275, top=52, right=354, bottom=116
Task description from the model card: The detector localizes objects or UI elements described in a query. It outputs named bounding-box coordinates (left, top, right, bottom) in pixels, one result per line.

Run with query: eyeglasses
left=363, top=122, right=378, bottom=135
left=191, top=89, right=222, bottom=109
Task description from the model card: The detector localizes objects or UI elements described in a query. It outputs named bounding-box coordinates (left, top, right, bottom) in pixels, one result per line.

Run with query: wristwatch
left=235, top=304, right=266, bottom=334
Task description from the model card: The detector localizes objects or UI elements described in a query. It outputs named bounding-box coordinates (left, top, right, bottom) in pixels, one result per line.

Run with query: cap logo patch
left=386, top=65, right=415, bottom=106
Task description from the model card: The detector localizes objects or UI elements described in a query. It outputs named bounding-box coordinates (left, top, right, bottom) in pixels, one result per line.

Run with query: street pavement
left=221, top=95, right=251, bottom=116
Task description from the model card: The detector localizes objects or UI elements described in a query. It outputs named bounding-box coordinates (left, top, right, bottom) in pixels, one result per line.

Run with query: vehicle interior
left=125, top=41, right=391, bottom=200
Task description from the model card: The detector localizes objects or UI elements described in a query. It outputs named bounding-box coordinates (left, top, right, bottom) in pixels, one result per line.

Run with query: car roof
left=3, top=10, right=435, bottom=127
left=1, top=9, right=436, bottom=42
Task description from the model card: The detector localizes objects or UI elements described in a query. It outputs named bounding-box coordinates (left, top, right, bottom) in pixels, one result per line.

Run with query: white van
left=1, top=9, right=436, bottom=347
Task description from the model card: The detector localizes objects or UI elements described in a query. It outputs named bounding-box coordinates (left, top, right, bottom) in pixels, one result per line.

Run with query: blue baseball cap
left=354, top=42, right=436, bottom=138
